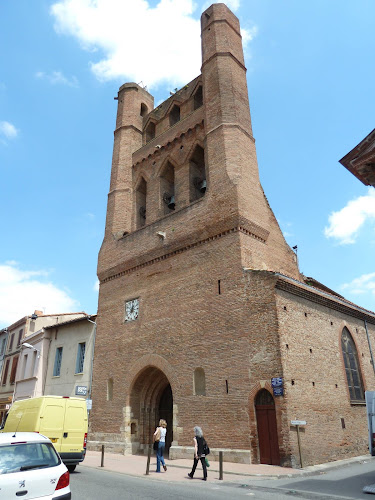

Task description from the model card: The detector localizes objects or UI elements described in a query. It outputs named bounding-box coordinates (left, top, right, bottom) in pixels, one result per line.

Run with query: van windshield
left=0, top=442, right=60, bottom=474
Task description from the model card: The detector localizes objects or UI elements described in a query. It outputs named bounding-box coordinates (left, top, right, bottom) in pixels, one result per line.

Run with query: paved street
left=70, top=466, right=307, bottom=500
left=70, top=453, right=375, bottom=499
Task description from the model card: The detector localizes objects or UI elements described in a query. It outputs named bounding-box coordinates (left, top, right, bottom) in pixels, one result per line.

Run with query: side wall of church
left=276, top=288, right=375, bottom=466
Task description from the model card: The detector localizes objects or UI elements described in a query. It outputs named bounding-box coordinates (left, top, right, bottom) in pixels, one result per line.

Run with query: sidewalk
left=81, top=450, right=357, bottom=483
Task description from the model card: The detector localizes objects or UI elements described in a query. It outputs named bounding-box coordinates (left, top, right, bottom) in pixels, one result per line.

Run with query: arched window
left=193, top=368, right=206, bottom=396
left=255, top=389, right=274, bottom=407
left=341, top=328, right=365, bottom=402
left=189, top=145, right=206, bottom=203
left=136, top=177, right=147, bottom=228
left=140, top=103, right=148, bottom=117
left=145, top=122, right=155, bottom=143
left=194, top=85, right=203, bottom=110
left=160, top=161, right=175, bottom=214
left=169, top=105, right=180, bottom=126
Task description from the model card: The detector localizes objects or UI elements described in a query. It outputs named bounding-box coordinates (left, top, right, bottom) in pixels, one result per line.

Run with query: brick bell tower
left=90, top=3, right=300, bottom=464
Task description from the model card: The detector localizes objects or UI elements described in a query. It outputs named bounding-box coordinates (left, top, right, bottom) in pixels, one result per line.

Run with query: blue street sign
left=271, top=377, right=283, bottom=388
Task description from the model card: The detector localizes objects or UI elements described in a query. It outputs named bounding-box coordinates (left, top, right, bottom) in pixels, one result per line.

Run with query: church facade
left=89, top=3, right=375, bottom=467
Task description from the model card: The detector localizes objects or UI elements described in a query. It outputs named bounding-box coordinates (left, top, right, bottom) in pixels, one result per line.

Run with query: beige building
left=0, top=311, right=87, bottom=420
left=13, top=315, right=96, bottom=404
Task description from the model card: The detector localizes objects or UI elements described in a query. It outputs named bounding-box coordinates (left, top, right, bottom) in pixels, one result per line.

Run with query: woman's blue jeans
left=156, top=442, right=165, bottom=472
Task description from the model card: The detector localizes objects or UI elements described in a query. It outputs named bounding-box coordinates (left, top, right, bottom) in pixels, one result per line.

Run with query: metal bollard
left=145, top=444, right=152, bottom=475
left=101, top=444, right=105, bottom=467
left=219, top=451, right=223, bottom=480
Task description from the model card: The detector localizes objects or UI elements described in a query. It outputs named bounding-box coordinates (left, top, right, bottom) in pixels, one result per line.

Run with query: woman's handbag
left=153, top=427, right=161, bottom=451
left=202, top=439, right=210, bottom=455
left=205, top=457, right=210, bottom=467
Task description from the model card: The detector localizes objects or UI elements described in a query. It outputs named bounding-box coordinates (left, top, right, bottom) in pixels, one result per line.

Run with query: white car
left=0, top=432, right=71, bottom=499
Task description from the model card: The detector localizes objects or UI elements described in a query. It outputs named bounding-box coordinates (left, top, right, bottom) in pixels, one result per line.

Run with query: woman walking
left=187, top=426, right=207, bottom=480
left=153, top=419, right=167, bottom=473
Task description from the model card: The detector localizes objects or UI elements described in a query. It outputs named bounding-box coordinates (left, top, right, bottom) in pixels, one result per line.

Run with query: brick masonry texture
left=89, top=3, right=375, bottom=467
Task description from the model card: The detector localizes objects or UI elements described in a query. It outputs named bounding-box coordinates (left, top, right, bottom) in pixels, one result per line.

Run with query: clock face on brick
left=125, top=298, right=139, bottom=322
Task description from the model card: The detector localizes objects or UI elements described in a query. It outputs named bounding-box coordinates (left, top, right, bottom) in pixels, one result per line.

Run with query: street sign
left=291, top=420, right=306, bottom=426
left=273, top=387, right=284, bottom=396
left=75, top=385, right=88, bottom=396
left=271, top=377, right=283, bottom=388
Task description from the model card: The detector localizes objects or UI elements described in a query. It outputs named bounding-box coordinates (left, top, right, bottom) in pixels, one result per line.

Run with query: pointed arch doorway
left=255, top=389, right=280, bottom=465
left=129, top=367, right=173, bottom=456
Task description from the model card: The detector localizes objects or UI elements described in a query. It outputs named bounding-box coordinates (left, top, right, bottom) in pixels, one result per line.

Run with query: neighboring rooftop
left=339, top=128, right=375, bottom=187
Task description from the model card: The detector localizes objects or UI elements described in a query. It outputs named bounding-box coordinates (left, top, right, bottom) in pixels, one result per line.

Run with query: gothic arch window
left=255, top=389, right=274, bottom=406
left=169, top=105, right=180, bottom=126
left=194, top=368, right=206, bottom=396
left=189, top=145, right=206, bottom=203
left=160, top=161, right=175, bottom=214
left=341, top=327, right=365, bottom=402
left=140, top=103, right=148, bottom=117
left=136, top=177, right=147, bottom=228
left=194, top=85, right=203, bottom=110
left=145, top=122, right=155, bottom=143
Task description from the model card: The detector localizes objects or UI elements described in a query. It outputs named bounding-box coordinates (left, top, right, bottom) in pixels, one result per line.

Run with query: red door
left=255, top=390, right=280, bottom=465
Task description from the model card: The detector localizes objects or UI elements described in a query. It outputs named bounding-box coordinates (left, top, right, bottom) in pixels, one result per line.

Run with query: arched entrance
left=255, top=389, right=280, bottom=465
left=129, top=366, right=173, bottom=456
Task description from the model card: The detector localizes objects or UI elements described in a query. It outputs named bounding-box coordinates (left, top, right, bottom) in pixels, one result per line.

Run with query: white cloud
left=341, top=273, right=375, bottom=301
left=324, top=188, right=375, bottom=244
left=35, top=70, right=79, bottom=88
left=0, top=121, right=18, bottom=140
left=50, top=0, right=256, bottom=88
left=50, top=0, right=200, bottom=88
left=0, top=262, right=79, bottom=328
left=93, top=279, right=100, bottom=292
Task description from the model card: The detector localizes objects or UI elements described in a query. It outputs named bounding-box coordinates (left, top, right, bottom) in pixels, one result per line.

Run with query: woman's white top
left=159, top=428, right=167, bottom=443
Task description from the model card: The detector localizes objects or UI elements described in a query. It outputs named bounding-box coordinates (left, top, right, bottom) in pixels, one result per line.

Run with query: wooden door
left=255, top=390, right=280, bottom=465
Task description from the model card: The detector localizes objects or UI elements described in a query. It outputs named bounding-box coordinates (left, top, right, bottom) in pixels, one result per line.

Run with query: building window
left=189, top=145, right=206, bottom=202
left=169, top=105, right=180, bottom=126
left=341, top=327, right=365, bottom=402
left=145, top=122, right=155, bottom=143
left=161, top=161, right=175, bottom=214
left=53, top=347, right=63, bottom=377
left=107, top=378, right=113, bottom=401
left=136, top=177, right=147, bottom=228
left=8, top=333, right=14, bottom=352
left=0, top=338, right=6, bottom=356
left=17, top=329, right=23, bottom=347
left=10, top=356, right=19, bottom=384
left=194, top=85, right=203, bottom=110
left=1, top=359, right=10, bottom=385
left=140, top=102, right=148, bottom=117
left=22, top=354, right=28, bottom=379
left=75, top=342, right=86, bottom=374
left=193, top=368, right=206, bottom=396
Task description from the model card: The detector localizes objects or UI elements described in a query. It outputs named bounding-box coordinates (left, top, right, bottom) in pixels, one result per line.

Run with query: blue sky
left=1, top=0, right=374, bottom=328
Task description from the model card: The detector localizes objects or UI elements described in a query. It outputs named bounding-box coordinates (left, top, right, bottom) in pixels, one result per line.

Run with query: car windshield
left=0, top=442, right=60, bottom=474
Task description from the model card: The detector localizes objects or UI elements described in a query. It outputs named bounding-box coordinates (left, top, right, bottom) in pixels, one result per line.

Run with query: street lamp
left=22, top=343, right=40, bottom=358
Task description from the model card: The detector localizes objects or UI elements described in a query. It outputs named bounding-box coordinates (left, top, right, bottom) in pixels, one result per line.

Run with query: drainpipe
left=86, top=316, right=97, bottom=408
left=365, top=320, right=375, bottom=378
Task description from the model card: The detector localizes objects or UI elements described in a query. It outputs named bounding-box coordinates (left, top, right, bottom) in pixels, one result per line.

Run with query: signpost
left=291, top=420, right=306, bottom=468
